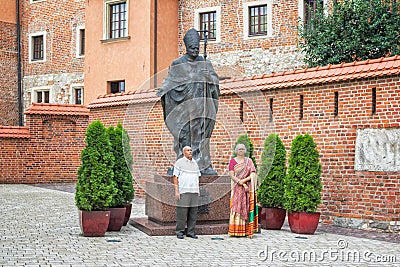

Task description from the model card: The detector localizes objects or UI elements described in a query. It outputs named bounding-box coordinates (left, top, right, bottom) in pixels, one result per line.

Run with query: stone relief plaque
left=355, top=128, right=400, bottom=171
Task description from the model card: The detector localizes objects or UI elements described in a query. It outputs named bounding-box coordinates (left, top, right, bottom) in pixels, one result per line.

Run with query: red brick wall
left=0, top=21, right=19, bottom=126
left=0, top=106, right=88, bottom=183
left=89, top=74, right=400, bottom=223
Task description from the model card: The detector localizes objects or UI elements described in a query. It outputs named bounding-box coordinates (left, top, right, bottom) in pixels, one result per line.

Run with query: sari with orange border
left=228, top=157, right=258, bottom=238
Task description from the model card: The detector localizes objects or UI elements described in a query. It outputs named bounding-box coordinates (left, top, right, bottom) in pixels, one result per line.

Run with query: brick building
left=0, top=0, right=19, bottom=126
left=20, top=0, right=85, bottom=111
left=1, top=0, right=328, bottom=120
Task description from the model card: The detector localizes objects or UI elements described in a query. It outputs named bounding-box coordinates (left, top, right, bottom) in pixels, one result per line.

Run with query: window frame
left=194, top=6, right=221, bottom=43
left=108, top=80, right=125, bottom=94
left=103, top=0, right=129, bottom=41
left=243, top=1, right=273, bottom=40
left=76, top=26, right=85, bottom=58
left=298, top=0, right=328, bottom=27
left=28, top=31, right=46, bottom=63
left=70, top=84, right=84, bottom=105
left=31, top=87, right=52, bottom=104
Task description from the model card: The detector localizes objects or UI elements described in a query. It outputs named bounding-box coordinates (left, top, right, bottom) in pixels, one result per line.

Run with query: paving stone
left=1, top=184, right=399, bottom=266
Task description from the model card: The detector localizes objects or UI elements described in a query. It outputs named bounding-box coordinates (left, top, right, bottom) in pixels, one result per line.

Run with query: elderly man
left=173, top=146, right=201, bottom=239
left=157, top=28, right=220, bottom=175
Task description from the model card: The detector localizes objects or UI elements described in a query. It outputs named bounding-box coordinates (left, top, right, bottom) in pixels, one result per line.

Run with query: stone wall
left=23, top=72, right=84, bottom=110
left=0, top=20, right=19, bottom=126
left=0, top=103, right=89, bottom=183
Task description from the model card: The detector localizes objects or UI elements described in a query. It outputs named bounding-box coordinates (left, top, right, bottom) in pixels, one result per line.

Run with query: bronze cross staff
left=197, top=27, right=208, bottom=153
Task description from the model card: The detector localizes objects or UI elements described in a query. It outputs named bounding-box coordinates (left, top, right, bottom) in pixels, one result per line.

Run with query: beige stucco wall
left=84, top=0, right=178, bottom=104
left=0, top=0, right=16, bottom=23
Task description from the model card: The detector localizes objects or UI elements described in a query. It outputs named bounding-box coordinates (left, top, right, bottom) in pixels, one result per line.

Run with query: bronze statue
left=157, top=28, right=219, bottom=175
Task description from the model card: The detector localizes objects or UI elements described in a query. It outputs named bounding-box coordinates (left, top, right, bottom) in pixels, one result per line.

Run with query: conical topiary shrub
left=75, top=120, right=117, bottom=211
left=233, top=133, right=257, bottom=169
left=75, top=120, right=118, bottom=237
left=284, top=133, right=322, bottom=234
left=257, top=134, right=286, bottom=208
left=107, top=123, right=135, bottom=230
left=107, top=123, right=135, bottom=207
left=257, top=134, right=287, bottom=230
left=284, top=134, right=322, bottom=213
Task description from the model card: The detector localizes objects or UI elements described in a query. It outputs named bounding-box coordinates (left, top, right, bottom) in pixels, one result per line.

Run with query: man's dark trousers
left=176, top=193, right=199, bottom=236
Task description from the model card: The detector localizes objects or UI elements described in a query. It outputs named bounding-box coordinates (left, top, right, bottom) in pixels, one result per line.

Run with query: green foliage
left=233, top=133, right=257, bottom=169
left=75, top=120, right=117, bottom=211
left=257, top=134, right=287, bottom=208
left=284, top=134, right=322, bottom=213
left=299, top=0, right=400, bottom=67
left=108, top=123, right=135, bottom=207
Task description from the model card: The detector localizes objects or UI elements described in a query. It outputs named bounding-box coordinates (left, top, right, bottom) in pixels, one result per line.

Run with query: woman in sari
left=228, top=143, right=259, bottom=238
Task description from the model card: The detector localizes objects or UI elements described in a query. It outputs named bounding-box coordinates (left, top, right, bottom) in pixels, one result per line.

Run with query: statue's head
left=184, top=28, right=200, bottom=59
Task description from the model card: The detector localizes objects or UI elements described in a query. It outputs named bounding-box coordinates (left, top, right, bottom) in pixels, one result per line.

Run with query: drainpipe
left=153, top=0, right=158, bottom=89
left=16, top=0, right=23, bottom=126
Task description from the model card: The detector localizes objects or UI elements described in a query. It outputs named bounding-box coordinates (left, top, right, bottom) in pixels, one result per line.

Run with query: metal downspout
left=16, top=0, right=23, bottom=126
left=153, top=0, right=158, bottom=89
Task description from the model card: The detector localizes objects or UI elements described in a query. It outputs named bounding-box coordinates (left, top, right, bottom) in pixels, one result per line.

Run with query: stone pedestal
left=130, top=175, right=231, bottom=236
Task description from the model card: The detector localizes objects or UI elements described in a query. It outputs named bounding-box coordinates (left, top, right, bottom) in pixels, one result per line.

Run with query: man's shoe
left=186, top=234, right=198, bottom=239
left=177, top=233, right=184, bottom=239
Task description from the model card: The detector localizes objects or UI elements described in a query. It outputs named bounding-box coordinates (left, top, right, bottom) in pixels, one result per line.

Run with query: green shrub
left=233, top=133, right=257, bottom=169
left=284, top=134, right=322, bottom=213
left=257, top=134, right=286, bottom=208
left=299, top=0, right=400, bottom=67
left=75, top=120, right=117, bottom=211
left=108, top=123, right=135, bottom=207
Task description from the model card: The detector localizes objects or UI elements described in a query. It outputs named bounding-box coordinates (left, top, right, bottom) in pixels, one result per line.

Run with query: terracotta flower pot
left=123, top=203, right=132, bottom=226
left=79, top=210, right=110, bottom=237
left=107, top=207, right=126, bottom=231
left=260, top=207, right=286, bottom=230
left=288, top=211, right=320, bottom=234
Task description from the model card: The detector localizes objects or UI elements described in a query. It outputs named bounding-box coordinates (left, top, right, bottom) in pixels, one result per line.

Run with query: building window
left=104, top=1, right=127, bottom=39
left=249, top=5, right=268, bottom=36
left=73, top=87, right=84, bottom=105
left=33, top=36, right=43, bottom=60
left=299, top=0, right=325, bottom=28
left=304, top=0, right=324, bottom=27
left=109, top=81, right=125, bottom=94
left=243, top=1, right=272, bottom=39
left=194, top=6, right=221, bottom=43
left=32, top=88, right=51, bottom=103
left=199, top=12, right=217, bottom=40
left=29, top=32, right=46, bottom=63
left=76, top=27, right=85, bottom=58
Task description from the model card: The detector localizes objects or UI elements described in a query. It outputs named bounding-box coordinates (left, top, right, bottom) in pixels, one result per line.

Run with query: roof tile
left=88, top=56, right=400, bottom=107
left=0, top=126, right=30, bottom=139
left=24, top=103, right=90, bottom=116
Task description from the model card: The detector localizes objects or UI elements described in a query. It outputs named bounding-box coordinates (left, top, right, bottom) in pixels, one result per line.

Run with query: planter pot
left=288, top=211, right=320, bottom=234
left=260, top=207, right=286, bottom=230
left=79, top=210, right=110, bottom=237
left=123, top=203, right=132, bottom=226
left=107, top=207, right=126, bottom=231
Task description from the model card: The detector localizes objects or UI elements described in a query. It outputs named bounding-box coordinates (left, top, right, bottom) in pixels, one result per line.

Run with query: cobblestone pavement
left=1, top=184, right=399, bottom=267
